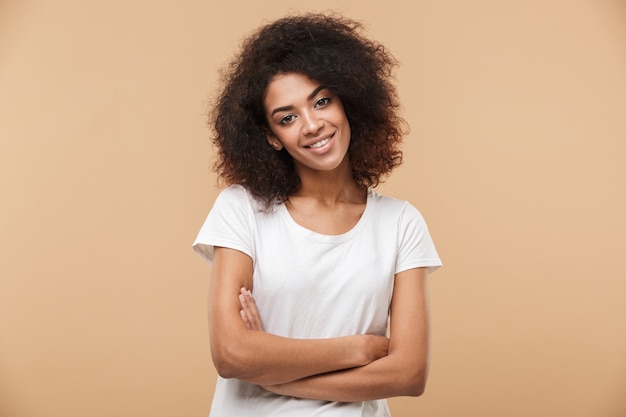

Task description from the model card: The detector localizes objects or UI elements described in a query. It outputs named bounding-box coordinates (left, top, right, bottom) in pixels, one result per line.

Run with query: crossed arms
left=208, top=246, right=431, bottom=402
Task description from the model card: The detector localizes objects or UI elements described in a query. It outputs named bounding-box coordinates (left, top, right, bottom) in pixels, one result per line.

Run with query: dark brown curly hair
left=210, top=12, right=407, bottom=207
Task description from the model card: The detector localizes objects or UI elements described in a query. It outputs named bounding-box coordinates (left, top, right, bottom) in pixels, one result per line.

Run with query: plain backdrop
left=1, top=0, right=625, bottom=416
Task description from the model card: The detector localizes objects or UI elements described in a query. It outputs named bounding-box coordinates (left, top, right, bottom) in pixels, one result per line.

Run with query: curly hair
left=210, top=12, right=407, bottom=207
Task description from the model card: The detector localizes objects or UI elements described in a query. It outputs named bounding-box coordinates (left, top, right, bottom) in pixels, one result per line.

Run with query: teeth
left=308, top=137, right=330, bottom=149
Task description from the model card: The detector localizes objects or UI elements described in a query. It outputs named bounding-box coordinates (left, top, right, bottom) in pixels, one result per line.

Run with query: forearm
left=263, top=350, right=428, bottom=402
left=211, top=330, right=381, bottom=386
left=213, top=278, right=388, bottom=385
left=264, top=268, right=432, bottom=402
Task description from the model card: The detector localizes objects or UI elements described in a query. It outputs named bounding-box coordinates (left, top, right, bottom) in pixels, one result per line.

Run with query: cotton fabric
left=193, top=185, right=441, bottom=416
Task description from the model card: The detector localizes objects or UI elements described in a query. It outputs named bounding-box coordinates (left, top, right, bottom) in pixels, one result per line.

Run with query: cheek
left=333, top=107, right=350, bottom=130
left=340, top=117, right=351, bottom=140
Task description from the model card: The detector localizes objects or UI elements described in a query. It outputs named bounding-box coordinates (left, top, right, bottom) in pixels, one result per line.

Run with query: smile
left=306, top=133, right=335, bottom=149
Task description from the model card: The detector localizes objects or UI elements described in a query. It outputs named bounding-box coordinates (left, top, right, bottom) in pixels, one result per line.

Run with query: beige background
left=1, top=0, right=625, bottom=416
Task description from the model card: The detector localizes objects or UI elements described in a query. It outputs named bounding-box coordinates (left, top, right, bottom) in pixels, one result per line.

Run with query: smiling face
left=264, top=73, right=351, bottom=176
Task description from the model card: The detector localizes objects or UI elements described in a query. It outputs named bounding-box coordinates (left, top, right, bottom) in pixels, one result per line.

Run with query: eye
left=278, top=114, right=296, bottom=125
left=314, top=97, right=331, bottom=108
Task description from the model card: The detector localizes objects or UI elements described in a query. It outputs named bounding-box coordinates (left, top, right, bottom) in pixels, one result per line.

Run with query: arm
left=208, top=246, right=389, bottom=386
left=258, top=267, right=431, bottom=401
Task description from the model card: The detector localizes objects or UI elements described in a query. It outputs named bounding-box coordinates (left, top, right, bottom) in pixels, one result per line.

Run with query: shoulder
left=215, top=184, right=250, bottom=202
left=369, top=189, right=425, bottom=222
left=369, top=190, right=442, bottom=273
left=212, top=185, right=282, bottom=221
left=214, top=185, right=261, bottom=211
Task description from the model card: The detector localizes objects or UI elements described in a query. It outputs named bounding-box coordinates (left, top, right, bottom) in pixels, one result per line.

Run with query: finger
left=239, top=309, right=252, bottom=330
left=240, top=287, right=264, bottom=331
left=241, top=288, right=263, bottom=330
left=244, top=291, right=264, bottom=332
left=239, top=288, right=261, bottom=331
left=239, top=289, right=256, bottom=330
left=239, top=291, right=248, bottom=308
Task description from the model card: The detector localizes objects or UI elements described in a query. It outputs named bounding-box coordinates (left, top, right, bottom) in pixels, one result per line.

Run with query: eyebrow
left=270, top=85, right=329, bottom=117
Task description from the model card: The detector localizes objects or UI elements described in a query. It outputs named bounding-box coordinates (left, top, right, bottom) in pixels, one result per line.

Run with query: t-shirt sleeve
left=192, top=186, right=255, bottom=264
left=396, top=203, right=442, bottom=275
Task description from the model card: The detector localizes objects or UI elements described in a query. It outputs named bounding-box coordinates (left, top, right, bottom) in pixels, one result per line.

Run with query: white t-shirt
left=193, top=185, right=442, bottom=417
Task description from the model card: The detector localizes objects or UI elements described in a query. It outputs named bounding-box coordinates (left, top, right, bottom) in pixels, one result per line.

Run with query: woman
left=193, top=13, right=442, bottom=417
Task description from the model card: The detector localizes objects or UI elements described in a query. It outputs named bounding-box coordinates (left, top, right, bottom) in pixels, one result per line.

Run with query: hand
left=239, top=287, right=264, bottom=331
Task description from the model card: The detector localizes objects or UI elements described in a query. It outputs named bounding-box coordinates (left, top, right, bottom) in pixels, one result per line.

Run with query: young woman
left=193, top=13, right=442, bottom=417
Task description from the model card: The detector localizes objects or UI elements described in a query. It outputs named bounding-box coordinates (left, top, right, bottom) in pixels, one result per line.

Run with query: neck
left=292, top=158, right=366, bottom=205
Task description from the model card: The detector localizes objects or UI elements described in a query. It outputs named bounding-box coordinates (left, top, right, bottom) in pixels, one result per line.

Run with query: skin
left=265, top=73, right=352, bottom=179
left=209, top=247, right=389, bottom=386
left=209, top=72, right=431, bottom=401
left=264, top=73, right=367, bottom=234
left=240, top=267, right=430, bottom=401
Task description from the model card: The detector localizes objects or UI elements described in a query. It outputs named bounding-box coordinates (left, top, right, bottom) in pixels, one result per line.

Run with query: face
left=263, top=73, right=351, bottom=175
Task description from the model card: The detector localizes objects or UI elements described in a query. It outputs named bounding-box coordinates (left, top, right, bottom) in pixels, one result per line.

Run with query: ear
left=265, top=131, right=283, bottom=151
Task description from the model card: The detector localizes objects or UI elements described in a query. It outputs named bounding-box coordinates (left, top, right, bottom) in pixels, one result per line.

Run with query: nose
left=301, top=110, right=324, bottom=135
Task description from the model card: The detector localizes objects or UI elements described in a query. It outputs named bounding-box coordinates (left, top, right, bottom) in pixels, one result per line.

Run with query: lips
left=304, top=132, right=335, bottom=149
left=308, top=137, right=330, bottom=149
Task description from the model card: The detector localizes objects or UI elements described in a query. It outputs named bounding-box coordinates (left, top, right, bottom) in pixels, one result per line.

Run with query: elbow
left=212, top=352, right=237, bottom=379
left=213, top=359, right=236, bottom=380
left=405, top=378, right=426, bottom=397
left=400, top=365, right=428, bottom=397
left=211, top=344, right=248, bottom=379
left=211, top=336, right=274, bottom=384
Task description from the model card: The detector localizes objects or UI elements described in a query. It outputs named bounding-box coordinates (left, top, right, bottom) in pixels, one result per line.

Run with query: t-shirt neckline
left=277, top=188, right=374, bottom=242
